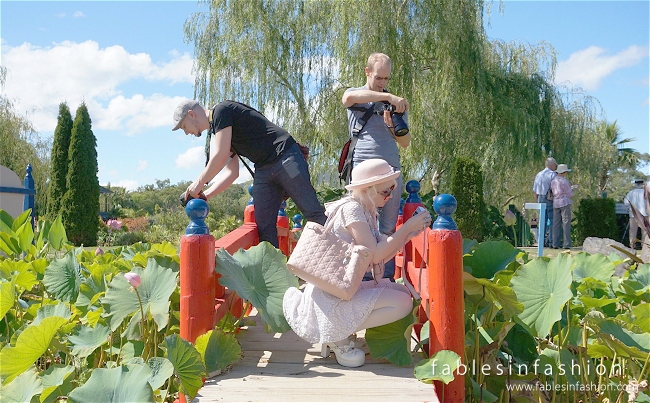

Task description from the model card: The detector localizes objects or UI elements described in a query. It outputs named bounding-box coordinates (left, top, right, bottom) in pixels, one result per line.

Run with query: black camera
left=179, top=191, right=206, bottom=207
left=378, top=102, right=409, bottom=137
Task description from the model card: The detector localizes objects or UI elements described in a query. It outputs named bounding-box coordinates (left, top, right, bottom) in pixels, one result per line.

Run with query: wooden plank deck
left=193, top=309, right=438, bottom=403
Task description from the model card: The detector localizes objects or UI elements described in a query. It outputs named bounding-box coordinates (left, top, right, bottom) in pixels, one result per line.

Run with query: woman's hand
left=404, top=210, right=432, bottom=239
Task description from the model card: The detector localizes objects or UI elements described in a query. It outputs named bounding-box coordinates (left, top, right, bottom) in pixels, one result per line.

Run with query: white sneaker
left=321, top=341, right=365, bottom=368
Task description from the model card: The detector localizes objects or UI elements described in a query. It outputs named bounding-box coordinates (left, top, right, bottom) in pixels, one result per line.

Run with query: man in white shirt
left=624, top=179, right=648, bottom=249
left=532, top=157, right=557, bottom=247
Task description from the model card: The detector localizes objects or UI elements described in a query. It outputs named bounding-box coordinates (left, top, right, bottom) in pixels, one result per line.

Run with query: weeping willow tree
left=0, top=66, right=51, bottom=216
left=184, top=0, right=608, bottom=207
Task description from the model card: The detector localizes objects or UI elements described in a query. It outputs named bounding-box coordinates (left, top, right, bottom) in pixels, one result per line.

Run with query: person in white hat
left=624, top=179, right=648, bottom=248
left=283, top=159, right=431, bottom=368
left=550, top=164, right=577, bottom=249
left=172, top=99, right=326, bottom=247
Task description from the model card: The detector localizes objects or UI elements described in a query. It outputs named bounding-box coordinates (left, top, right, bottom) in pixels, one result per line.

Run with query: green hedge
left=575, top=197, right=618, bottom=245
left=451, top=157, right=485, bottom=241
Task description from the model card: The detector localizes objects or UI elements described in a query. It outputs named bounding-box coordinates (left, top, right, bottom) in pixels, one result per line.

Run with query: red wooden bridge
left=179, top=183, right=465, bottom=402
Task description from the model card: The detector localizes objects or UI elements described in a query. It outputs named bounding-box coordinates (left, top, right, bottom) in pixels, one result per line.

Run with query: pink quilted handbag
left=286, top=201, right=372, bottom=300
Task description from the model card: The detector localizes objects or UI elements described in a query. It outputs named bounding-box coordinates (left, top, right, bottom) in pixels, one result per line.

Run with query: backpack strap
left=340, top=105, right=376, bottom=184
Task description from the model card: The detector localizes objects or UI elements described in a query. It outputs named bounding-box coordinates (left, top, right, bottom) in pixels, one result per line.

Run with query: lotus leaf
left=43, top=252, right=83, bottom=303
left=147, top=357, right=174, bottom=390
left=511, top=253, right=573, bottom=338
left=102, top=259, right=177, bottom=333
left=33, top=302, right=72, bottom=325
left=464, top=272, right=523, bottom=319
left=195, top=329, right=242, bottom=374
left=572, top=252, right=615, bottom=283
left=414, top=349, right=462, bottom=384
left=0, top=279, right=16, bottom=319
left=68, top=324, right=111, bottom=358
left=215, top=242, right=298, bottom=333
left=67, top=364, right=154, bottom=403
left=0, top=369, right=42, bottom=403
left=463, top=241, right=521, bottom=279
left=40, top=364, right=75, bottom=403
left=164, top=334, right=205, bottom=399
left=0, top=316, right=68, bottom=384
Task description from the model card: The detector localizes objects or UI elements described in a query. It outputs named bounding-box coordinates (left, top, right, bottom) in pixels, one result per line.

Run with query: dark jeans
left=537, top=196, right=554, bottom=246
left=253, top=143, right=326, bottom=247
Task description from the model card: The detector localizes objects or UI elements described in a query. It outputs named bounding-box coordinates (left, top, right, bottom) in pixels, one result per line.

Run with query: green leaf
left=0, top=279, right=16, bottom=320
left=146, top=357, right=174, bottom=391
left=48, top=215, right=68, bottom=250
left=195, top=329, right=242, bottom=374
left=10, top=209, right=31, bottom=233
left=0, top=316, right=68, bottom=384
left=33, top=302, right=73, bottom=325
left=102, top=259, right=177, bottom=334
left=463, top=241, right=521, bottom=279
left=413, top=350, right=462, bottom=384
left=463, top=272, right=523, bottom=319
left=510, top=254, right=573, bottom=338
left=43, top=252, right=83, bottom=303
left=215, top=242, right=298, bottom=333
left=164, top=334, right=205, bottom=399
left=40, top=365, right=75, bottom=403
left=0, top=232, right=21, bottom=257
left=366, top=300, right=419, bottom=366
left=68, top=324, right=111, bottom=358
left=578, top=295, right=618, bottom=309
left=469, top=377, right=499, bottom=402
left=68, top=364, right=154, bottom=403
left=572, top=252, right=615, bottom=283
left=629, top=263, right=650, bottom=288
left=0, top=209, right=14, bottom=231
left=14, top=220, right=34, bottom=255
left=0, top=369, right=42, bottom=403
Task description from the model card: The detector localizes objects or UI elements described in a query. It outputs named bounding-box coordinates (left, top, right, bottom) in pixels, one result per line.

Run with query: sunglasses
left=373, top=75, right=390, bottom=81
left=377, top=184, right=395, bottom=198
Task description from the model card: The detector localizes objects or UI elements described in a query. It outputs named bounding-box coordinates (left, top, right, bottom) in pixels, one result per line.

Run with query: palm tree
left=597, top=121, right=649, bottom=194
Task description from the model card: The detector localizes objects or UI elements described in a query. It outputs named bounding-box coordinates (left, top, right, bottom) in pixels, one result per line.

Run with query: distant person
left=283, top=159, right=431, bottom=368
left=172, top=99, right=326, bottom=247
left=532, top=157, right=557, bottom=246
left=342, top=52, right=410, bottom=281
left=624, top=178, right=648, bottom=249
left=550, top=164, right=577, bottom=249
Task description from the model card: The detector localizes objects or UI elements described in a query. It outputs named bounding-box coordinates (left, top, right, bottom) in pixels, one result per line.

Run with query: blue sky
left=1, top=1, right=648, bottom=191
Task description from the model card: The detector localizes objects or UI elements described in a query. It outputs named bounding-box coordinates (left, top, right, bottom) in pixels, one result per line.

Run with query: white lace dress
left=283, top=197, right=393, bottom=344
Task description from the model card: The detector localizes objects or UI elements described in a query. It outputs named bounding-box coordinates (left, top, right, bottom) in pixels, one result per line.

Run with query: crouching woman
left=282, top=159, right=431, bottom=367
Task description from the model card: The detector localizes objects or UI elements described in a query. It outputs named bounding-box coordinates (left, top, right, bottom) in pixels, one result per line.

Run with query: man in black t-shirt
left=172, top=99, right=326, bottom=247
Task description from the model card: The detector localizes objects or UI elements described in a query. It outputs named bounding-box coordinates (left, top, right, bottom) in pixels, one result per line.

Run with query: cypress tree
left=451, top=157, right=486, bottom=242
left=46, top=102, right=73, bottom=219
left=61, top=103, right=99, bottom=246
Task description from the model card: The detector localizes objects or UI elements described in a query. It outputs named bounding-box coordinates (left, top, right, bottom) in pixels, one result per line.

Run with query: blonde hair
left=366, top=53, right=391, bottom=71
left=349, top=178, right=397, bottom=213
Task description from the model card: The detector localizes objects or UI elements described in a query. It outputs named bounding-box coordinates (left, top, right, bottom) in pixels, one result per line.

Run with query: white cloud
left=555, top=45, right=648, bottom=91
left=137, top=160, right=148, bottom=171
left=72, top=11, right=85, bottom=18
left=114, top=179, right=139, bottom=191
left=176, top=146, right=204, bottom=170
left=1, top=40, right=194, bottom=134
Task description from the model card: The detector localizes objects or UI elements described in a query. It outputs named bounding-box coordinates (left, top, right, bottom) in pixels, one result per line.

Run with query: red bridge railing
left=179, top=182, right=465, bottom=402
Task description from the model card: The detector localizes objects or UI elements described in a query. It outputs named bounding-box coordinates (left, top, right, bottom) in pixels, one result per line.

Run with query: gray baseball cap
left=172, top=99, right=200, bottom=131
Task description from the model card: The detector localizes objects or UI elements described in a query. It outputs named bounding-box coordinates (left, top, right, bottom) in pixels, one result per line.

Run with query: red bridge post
left=428, top=194, right=465, bottom=402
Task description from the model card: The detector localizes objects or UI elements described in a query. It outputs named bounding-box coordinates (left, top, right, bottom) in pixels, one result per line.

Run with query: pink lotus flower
left=504, top=210, right=517, bottom=227
left=107, top=219, right=123, bottom=231
left=124, top=272, right=141, bottom=288
left=95, top=247, right=104, bottom=255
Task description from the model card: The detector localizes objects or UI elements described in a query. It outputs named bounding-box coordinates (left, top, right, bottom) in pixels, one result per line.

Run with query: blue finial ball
left=405, top=180, right=420, bottom=194
left=247, top=184, right=254, bottom=196
left=433, top=194, right=457, bottom=216
left=186, top=198, right=209, bottom=221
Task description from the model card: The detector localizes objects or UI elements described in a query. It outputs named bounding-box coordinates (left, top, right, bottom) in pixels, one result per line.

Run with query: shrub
left=451, top=157, right=486, bottom=241
left=46, top=102, right=73, bottom=219
left=575, top=197, right=618, bottom=245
